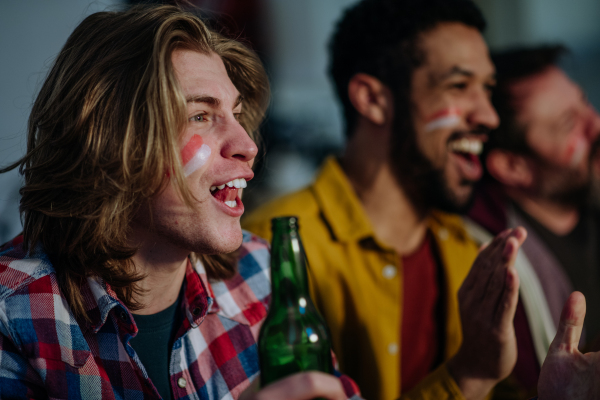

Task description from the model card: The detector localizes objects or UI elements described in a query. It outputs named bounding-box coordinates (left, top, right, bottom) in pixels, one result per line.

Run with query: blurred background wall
left=1, top=0, right=600, bottom=243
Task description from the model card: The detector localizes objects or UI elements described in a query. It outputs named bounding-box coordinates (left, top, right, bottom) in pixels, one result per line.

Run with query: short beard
left=530, top=158, right=592, bottom=208
left=390, top=124, right=475, bottom=217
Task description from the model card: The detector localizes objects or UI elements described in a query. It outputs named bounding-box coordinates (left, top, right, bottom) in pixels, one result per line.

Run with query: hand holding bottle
left=240, top=372, right=346, bottom=400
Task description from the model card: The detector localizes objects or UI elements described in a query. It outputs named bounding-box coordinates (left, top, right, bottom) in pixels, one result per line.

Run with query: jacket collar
left=312, top=157, right=471, bottom=247
left=312, top=157, right=375, bottom=243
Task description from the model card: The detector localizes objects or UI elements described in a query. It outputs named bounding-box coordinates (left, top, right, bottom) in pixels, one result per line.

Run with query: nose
left=220, top=117, right=258, bottom=163
left=466, top=91, right=500, bottom=131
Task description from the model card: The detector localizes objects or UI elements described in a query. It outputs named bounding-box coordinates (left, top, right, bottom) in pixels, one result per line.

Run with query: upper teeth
left=449, top=138, right=483, bottom=155
left=210, top=178, right=247, bottom=192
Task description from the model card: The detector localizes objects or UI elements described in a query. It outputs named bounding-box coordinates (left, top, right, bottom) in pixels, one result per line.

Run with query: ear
left=486, top=149, right=533, bottom=188
left=347, top=73, right=392, bottom=126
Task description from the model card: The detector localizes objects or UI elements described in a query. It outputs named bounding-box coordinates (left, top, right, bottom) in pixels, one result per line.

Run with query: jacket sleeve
left=0, top=329, right=46, bottom=399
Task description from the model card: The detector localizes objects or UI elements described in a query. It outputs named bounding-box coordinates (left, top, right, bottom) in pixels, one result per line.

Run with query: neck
left=508, top=189, right=580, bottom=235
left=341, top=124, right=428, bottom=255
left=128, top=223, right=189, bottom=315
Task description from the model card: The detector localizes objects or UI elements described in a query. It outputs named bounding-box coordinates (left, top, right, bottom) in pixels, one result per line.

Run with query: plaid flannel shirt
left=0, top=231, right=361, bottom=399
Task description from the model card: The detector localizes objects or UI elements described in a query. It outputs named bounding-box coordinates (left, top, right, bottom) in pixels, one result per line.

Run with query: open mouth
left=447, top=135, right=485, bottom=181
left=210, top=178, right=247, bottom=208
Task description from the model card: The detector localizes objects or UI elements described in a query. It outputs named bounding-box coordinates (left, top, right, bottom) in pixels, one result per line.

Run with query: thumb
left=550, top=291, right=586, bottom=353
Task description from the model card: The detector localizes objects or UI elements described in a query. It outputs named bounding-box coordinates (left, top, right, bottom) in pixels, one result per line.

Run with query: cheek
left=181, top=134, right=212, bottom=177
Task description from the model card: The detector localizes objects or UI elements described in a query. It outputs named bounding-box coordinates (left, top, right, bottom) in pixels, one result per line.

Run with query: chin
left=206, top=222, right=244, bottom=254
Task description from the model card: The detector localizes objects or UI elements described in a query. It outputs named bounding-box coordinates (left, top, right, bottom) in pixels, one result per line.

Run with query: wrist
left=447, top=355, right=498, bottom=400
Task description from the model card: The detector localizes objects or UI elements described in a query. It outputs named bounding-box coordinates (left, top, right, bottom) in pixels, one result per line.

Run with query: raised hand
left=239, top=372, right=347, bottom=400
left=448, top=227, right=527, bottom=400
left=538, top=292, right=600, bottom=399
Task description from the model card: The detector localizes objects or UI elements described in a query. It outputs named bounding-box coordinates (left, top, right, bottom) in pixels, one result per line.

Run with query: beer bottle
left=258, top=216, right=334, bottom=387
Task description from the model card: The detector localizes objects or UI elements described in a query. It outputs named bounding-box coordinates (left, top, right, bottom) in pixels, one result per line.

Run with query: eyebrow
left=440, top=66, right=474, bottom=80
left=186, top=94, right=244, bottom=109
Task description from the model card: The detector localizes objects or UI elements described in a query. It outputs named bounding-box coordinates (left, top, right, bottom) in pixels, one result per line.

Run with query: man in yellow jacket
left=244, top=0, right=524, bottom=399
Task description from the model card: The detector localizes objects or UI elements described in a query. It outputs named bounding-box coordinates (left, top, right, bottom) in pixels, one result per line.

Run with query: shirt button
left=382, top=265, right=397, bottom=279
left=119, top=311, right=128, bottom=322
left=438, top=228, right=449, bottom=241
left=177, top=377, right=187, bottom=388
left=388, top=343, right=398, bottom=355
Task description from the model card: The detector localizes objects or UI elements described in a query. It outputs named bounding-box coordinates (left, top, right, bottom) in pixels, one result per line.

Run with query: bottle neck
left=270, top=227, right=311, bottom=307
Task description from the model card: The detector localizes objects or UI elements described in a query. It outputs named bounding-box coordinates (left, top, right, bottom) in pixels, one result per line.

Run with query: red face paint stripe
left=181, top=135, right=205, bottom=165
left=426, top=107, right=461, bottom=122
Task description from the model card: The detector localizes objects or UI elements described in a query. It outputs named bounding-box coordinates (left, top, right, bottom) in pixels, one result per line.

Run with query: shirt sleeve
left=0, top=331, right=46, bottom=399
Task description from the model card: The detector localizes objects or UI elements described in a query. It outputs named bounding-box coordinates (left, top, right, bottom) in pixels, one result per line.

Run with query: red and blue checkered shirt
left=0, top=231, right=361, bottom=399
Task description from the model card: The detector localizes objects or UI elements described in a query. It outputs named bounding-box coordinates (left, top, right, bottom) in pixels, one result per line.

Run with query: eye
left=449, top=82, right=468, bottom=91
left=189, top=113, right=207, bottom=123
left=234, top=112, right=243, bottom=121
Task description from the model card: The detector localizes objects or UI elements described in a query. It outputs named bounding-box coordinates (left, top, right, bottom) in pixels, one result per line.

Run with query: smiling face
left=510, top=66, right=600, bottom=204
left=137, top=49, right=257, bottom=255
left=406, top=22, right=499, bottom=212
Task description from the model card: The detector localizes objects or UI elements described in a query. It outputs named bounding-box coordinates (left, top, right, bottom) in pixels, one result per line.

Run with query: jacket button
left=388, top=343, right=398, bottom=355
left=438, top=228, right=449, bottom=241
left=192, top=307, right=202, bottom=316
left=382, top=265, right=397, bottom=279
left=177, top=377, right=187, bottom=388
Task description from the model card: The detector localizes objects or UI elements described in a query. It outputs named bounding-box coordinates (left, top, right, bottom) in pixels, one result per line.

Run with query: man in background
left=245, top=0, right=525, bottom=398
left=467, top=45, right=600, bottom=397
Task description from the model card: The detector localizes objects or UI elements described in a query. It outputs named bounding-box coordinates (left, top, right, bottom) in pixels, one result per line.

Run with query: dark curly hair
left=329, top=0, right=486, bottom=138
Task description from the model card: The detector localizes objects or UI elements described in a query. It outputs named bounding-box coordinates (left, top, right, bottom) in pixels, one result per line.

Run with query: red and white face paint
left=563, top=135, right=588, bottom=168
left=181, top=134, right=211, bottom=177
left=424, top=107, right=462, bottom=133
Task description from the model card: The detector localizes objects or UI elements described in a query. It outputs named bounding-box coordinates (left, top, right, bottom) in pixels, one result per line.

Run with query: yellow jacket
left=243, top=158, right=479, bottom=400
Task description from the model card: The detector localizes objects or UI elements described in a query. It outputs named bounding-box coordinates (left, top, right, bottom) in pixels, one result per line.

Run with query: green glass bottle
left=258, top=216, right=334, bottom=387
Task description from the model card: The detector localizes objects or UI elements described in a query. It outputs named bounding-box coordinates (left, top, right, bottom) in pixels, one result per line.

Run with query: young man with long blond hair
left=0, top=5, right=360, bottom=399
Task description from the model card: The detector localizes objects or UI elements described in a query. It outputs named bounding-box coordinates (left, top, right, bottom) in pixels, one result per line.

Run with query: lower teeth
left=225, top=200, right=236, bottom=208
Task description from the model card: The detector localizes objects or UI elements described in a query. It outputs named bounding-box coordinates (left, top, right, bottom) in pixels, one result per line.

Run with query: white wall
left=0, top=0, right=123, bottom=243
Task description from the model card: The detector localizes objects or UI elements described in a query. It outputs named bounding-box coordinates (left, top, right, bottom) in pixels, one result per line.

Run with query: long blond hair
left=1, top=5, right=269, bottom=319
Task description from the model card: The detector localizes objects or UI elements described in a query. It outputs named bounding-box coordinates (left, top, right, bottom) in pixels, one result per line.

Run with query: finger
left=461, top=230, right=513, bottom=293
left=252, top=372, right=346, bottom=400
left=549, top=291, right=586, bottom=353
left=494, top=266, right=520, bottom=328
left=239, top=378, right=261, bottom=400
left=509, top=226, right=527, bottom=246
left=465, top=230, right=516, bottom=300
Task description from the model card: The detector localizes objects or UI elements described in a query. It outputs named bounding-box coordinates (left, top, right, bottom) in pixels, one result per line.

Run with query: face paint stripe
left=183, top=144, right=211, bottom=177
left=181, top=134, right=206, bottom=165
left=425, top=115, right=461, bottom=133
left=569, top=137, right=587, bottom=167
left=426, top=107, right=461, bottom=122
left=181, top=134, right=211, bottom=176
left=424, top=107, right=462, bottom=133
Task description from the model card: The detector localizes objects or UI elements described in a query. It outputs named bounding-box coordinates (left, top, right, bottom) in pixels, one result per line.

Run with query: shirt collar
left=312, top=157, right=376, bottom=243
left=82, top=258, right=212, bottom=332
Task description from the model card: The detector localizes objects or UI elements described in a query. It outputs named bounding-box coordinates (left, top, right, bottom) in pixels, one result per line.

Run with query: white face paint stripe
left=181, top=134, right=211, bottom=177
left=570, top=137, right=587, bottom=167
left=183, top=143, right=211, bottom=177
left=424, top=107, right=462, bottom=133
left=425, top=115, right=461, bottom=133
